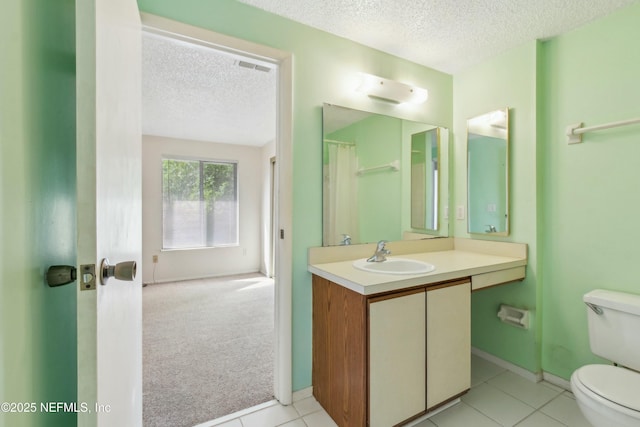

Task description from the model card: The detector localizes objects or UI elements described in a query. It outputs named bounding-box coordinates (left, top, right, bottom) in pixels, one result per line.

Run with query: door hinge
left=280, top=229, right=285, bottom=239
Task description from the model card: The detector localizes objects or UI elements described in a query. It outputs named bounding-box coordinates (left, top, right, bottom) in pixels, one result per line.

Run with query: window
left=162, top=158, right=238, bottom=249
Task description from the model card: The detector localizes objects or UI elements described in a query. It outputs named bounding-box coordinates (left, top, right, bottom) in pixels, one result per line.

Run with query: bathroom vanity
left=308, top=238, right=527, bottom=427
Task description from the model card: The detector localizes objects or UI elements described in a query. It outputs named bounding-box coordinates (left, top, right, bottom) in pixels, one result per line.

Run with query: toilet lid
left=577, top=365, right=640, bottom=412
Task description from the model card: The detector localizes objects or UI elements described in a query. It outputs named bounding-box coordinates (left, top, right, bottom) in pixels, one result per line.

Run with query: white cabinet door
left=369, top=290, right=426, bottom=427
left=426, top=282, right=471, bottom=409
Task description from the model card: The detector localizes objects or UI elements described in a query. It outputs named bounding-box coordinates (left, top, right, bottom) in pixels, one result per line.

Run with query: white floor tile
left=462, top=383, right=536, bottom=426
left=471, top=354, right=507, bottom=386
left=303, top=409, right=339, bottom=427
left=278, top=420, right=307, bottom=427
left=293, top=396, right=323, bottom=417
left=240, top=404, right=300, bottom=427
left=539, top=393, right=592, bottom=427
left=488, top=371, right=564, bottom=408
left=207, top=354, right=588, bottom=427
left=516, top=411, right=568, bottom=427
left=410, top=416, right=437, bottom=426
left=429, top=402, right=502, bottom=427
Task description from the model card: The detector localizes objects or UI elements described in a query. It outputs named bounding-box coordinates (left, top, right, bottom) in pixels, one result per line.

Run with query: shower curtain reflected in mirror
left=323, top=142, right=358, bottom=246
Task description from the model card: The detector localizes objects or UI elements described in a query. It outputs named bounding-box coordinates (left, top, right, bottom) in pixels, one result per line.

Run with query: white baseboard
left=144, top=269, right=264, bottom=285
left=471, top=347, right=572, bottom=391
left=471, top=347, right=542, bottom=383
left=542, top=371, right=572, bottom=391
left=292, top=386, right=313, bottom=402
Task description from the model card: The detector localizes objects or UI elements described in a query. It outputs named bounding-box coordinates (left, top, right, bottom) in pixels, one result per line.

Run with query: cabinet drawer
left=472, top=266, right=525, bottom=291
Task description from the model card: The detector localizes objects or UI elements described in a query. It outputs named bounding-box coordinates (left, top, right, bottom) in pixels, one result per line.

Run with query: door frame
left=140, top=13, right=294, bottom=405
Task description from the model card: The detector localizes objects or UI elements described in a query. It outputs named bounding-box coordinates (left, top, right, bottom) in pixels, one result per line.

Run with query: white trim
left=193, top=400, right=281, bottom=427
left=471, top=347, right=543, bottom=383
left=472, top=347, right=574, bottom=392
left=194, top=388, right=313, bottom=427
left=142, top=269, right=265, bottom=286
left=140, top=12, right=293, bottom=405
left=405, top=398, right=461, bottom=426
left=292, top=386, right=314, bottom=402
left=542, top=371, right=572, bottom=391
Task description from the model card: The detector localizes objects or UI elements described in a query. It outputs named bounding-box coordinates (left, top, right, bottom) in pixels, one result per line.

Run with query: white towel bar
left=356, top=160, right=400, bottom=175
left=566, top=117, right=640, bottom=144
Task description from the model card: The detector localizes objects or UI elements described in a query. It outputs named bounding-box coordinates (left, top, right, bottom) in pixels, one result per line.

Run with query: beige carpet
left=143, top=273, right=274, bottom=427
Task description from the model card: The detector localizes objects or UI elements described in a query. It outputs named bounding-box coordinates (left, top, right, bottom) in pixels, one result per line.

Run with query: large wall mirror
left=322, top=103, right=449, bottom=246
left=467, top=108, right=509, bottom=235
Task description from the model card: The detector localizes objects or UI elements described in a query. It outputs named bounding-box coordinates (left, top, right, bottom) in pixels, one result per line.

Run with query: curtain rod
left=566, top=117, right=640, bottom=144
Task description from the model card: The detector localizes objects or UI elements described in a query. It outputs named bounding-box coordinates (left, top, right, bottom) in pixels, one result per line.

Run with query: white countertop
left=308, top=249, right=527, bottom=295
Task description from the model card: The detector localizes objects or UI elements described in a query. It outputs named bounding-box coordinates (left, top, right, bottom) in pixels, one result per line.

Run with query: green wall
left=453, top=41, right=541, bottom=373
left=453, top=1, right=640, bottom=380
left=0, top=0, right=77, bottom=426
left=136, top=0, right=454, bottom=391
left=540, top=2, right=640, bottom=379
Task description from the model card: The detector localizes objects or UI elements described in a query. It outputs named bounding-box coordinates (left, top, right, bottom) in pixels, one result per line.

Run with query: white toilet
left=570, top=289, right=640, bottom=427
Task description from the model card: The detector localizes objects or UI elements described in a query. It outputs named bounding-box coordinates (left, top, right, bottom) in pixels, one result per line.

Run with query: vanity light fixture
left=356, top=73, right=428, bottom=105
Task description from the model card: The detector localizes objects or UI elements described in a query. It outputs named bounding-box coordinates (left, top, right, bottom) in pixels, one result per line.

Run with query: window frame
left=161, top=155, right=240, bottom=250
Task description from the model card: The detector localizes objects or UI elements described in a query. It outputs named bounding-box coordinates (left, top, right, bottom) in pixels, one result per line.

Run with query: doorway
left=140, top=12, right=293, bottom=425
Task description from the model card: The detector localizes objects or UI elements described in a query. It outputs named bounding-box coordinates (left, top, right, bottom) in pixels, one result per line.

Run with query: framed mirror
left=322, top=103, right=449, bottom=246
left=466, top=108, right=509, bottom=235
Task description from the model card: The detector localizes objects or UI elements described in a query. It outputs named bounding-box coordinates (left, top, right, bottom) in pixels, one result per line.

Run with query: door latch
left=80, top=264, right=96, bottom=291
left=45, top=264, right=97, bottom=291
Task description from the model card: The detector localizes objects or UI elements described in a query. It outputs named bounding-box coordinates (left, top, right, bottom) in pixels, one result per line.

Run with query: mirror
left=467, top=108, right=509, bottom=235
left=322, top=103, right=449, bottom=246
left=411, top=128, right=440, bottom=231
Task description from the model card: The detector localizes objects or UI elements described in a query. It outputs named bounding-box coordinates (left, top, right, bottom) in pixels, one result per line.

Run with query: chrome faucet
left=485, top=225, right=497, bottom=233
left=340, top=234, right=352, bottom=246
left=367, top=240, right=390, bottom=263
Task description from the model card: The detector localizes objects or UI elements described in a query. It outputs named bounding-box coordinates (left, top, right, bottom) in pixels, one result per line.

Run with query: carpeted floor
left=143, top=273, right=274, bottom=427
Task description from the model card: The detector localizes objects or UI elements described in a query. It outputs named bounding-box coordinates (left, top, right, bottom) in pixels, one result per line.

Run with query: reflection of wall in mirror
left=468, top=135, right=507, bottom=233
left=325, top=114, right=402, bottom=244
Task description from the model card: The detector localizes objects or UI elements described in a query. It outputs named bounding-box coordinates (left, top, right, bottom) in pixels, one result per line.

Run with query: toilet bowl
left=571, top=364, right=640, bottom=427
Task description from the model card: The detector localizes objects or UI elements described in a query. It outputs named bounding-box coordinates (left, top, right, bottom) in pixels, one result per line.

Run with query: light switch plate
left=456, top=205, right=465, bottom=220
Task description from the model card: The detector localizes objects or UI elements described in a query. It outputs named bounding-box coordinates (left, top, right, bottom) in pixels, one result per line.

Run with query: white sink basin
left=352, top=257, right=436, bottom=275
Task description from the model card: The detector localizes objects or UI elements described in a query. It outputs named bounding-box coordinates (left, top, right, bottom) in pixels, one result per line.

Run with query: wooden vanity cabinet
left=312, top=275, right=470, bottom=427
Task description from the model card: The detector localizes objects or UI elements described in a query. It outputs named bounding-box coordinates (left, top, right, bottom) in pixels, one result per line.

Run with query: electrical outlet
left=152, top=255, right=158, bottom=263
left=456, top=205, right=466, bottom=220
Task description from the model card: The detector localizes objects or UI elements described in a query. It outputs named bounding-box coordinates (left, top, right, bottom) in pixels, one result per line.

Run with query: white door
left=76, top=0, right=142, bottom=425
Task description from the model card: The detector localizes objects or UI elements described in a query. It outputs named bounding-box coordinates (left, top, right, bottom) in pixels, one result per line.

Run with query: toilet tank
left=584, top=289, right=640, bottom=371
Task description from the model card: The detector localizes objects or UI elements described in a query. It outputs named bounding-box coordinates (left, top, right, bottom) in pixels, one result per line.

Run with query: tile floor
left=199, top=354, right=592, bottom=427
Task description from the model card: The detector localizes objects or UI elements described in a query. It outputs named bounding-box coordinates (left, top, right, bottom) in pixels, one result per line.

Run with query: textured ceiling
left=142, top=32, right=276, bottom=146
left=143, top=0, right=636, bottom=145
left=237, top=0, right=635, bottom=74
